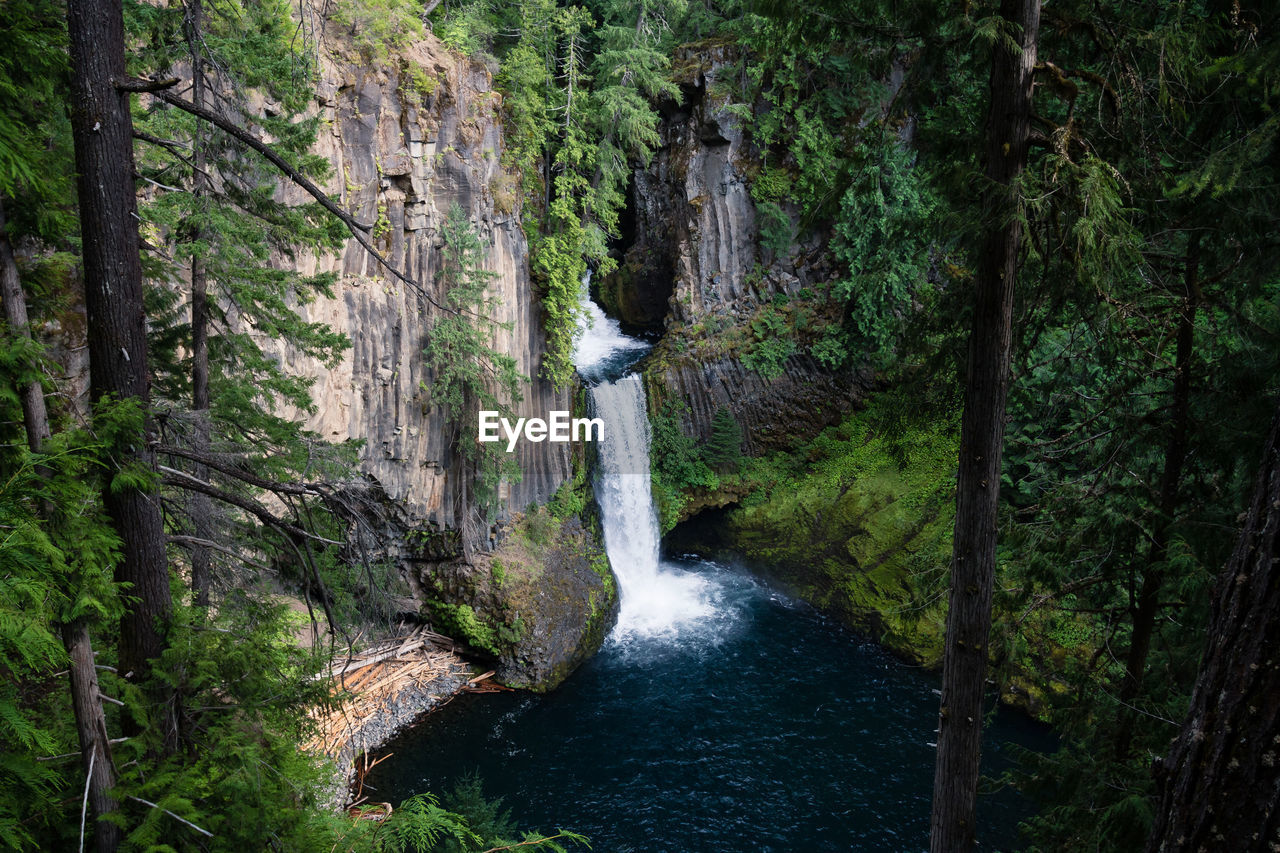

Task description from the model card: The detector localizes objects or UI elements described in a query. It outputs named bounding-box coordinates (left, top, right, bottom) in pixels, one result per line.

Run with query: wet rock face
left=414, top=512, right=617, bottom=692
left=269, top=34, right=571, bottom=533
left=603, top=44, right=869, bottom=447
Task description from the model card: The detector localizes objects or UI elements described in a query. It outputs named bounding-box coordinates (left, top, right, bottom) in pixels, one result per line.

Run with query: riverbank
left=662, top=400, right=1084, bottom=718
left=305, top=628, right=477, bottom=805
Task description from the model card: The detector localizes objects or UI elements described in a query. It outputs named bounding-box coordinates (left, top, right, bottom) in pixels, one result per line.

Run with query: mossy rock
left=670, top=404, right=957, bottom=666
left=668, top=401, right=1093, bottom=720
left=416, top=489, right=617, bottom=691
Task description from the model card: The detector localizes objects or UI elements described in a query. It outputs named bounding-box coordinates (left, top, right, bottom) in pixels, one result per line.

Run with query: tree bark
left=62, top=620, right=122, bottom=853
left=929, top=1, right=1040, bottom=850
left=3, top=197, right=121, bottom=852
left=66, top=0, right=175, bottom=748
left=0, top=202, right=51, bottom=452
left=185, top=0, right=213, bottom=608
left=1146, top=395, right=1280, bottom=851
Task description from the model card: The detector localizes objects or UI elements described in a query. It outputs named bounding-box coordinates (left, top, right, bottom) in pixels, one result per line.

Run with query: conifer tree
left=1146, top=398, right=1280, bottom=850
left=67, top=0, right=177, bottom=755
left=425, top=203, right=524, bottom=538
left=704, top=406, right=743, bottom=474
left=931, top=1, right=1040, bottom=849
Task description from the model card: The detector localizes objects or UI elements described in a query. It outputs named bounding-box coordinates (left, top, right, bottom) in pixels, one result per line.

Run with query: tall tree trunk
left=62, top=621, right=122, bottom=853
left=185, top=0, right=213, bottom=608
left=1114, top=232, right=1201, bottom=758
left=929, top=1, right=1040, bottom=850
left=1145, top=395, right=1280, bottom=851
left=0, top=202, right=51, bottom=451
left=66, top=0, right=175, bottom=749
left=2, top=198, right=121, bottom=852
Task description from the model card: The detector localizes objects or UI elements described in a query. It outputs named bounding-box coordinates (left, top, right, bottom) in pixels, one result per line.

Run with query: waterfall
left=572, top=275, right=716, bottom=641
left=572, top=272, right=648, bottom=384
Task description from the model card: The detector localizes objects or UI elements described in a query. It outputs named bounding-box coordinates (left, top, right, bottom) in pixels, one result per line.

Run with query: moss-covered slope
left=671, top=403, right=955, bottom=665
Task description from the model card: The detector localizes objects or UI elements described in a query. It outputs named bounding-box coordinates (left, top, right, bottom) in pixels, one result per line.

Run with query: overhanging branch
left=121, top=77, right=458, bottom=315
left=159, top=466, right=343, bottom=546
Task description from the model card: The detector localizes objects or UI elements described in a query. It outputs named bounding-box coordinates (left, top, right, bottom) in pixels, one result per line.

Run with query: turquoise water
left=364, top=556, right=1045, bottom=851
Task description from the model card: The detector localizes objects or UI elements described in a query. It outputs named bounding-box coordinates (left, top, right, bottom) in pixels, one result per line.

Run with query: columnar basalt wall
left=271, top=32, right=571, bottom=532
left=600, top=45, right=870, bottom=451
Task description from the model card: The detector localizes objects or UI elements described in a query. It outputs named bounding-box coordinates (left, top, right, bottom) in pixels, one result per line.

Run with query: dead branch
left=159, top=466, right=343, bottom=546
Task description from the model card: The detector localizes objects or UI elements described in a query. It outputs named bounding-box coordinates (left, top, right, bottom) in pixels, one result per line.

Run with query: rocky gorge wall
left=256, top=26, right=616, bottom=688
left=271, top=30, right=570, bottom=533
left=598, top=45, right=871, bottom=458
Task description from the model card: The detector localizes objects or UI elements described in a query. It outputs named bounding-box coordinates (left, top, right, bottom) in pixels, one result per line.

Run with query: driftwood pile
left=304, top=627, right=472, bottom=759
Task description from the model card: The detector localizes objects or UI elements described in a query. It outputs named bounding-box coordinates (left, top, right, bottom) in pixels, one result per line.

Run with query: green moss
left=425, top=600, right=503, bottom=658
left=719, top=400, right=958, bottom=665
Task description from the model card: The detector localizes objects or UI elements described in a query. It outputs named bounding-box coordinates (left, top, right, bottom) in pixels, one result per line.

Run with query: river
left=364, top=281, right=1045, bottom=850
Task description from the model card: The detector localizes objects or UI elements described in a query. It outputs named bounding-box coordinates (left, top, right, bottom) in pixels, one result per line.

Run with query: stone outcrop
left=413, top=506, right=617, bottom=692
left=600, top=44, right=870, bottom=452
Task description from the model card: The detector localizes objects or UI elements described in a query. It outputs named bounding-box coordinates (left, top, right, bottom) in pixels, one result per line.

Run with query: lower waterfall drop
left=571, top=274, right=720, bottom=642
left=588, top=374, right=717, bottom=641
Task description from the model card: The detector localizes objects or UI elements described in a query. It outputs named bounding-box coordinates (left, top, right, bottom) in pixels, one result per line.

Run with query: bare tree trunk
left=1146, top=395, right=1280, bottom=851
left=2, top=198, right=120, bottom=852
left=185, top=0, right=213, bottom=608
left=66, top=0, right=176, bottom=751
left=929, top=1, right=1040, bottom=850
left=62, top=621, right=122, bottom=853
left=0, top=202, right=51, bottom=451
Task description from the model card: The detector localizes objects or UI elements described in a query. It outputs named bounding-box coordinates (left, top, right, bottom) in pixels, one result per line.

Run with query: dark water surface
left=365, top=558, right=1047, bottom=852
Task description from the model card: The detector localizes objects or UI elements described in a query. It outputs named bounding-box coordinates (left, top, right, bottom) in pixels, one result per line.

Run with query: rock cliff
left=599, top=44, right=870, bottom=455
left=260, top=27, right=616, bottom=687
left=274, top=31, right=570, bottom=531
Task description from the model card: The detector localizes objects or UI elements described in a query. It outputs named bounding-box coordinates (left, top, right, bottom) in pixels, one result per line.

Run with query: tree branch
left=115, top=76, right=180, bottom=93
left=159, top=466, right=343, bottom=546
left=127, top=796, right=214, bottom=838
left=156, top=443, right=318, bottom=496
left=168, top=534, right=273, bottom=574
left=127, top=79, right=459, bottom=314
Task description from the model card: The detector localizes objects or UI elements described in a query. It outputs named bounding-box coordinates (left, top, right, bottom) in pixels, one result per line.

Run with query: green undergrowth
left=669, top=398, right=1096, bottom=712
left=717, top=401, right=958, bottom=665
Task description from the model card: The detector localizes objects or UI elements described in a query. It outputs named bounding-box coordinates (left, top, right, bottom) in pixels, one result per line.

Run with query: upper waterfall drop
left=570, top=274, right=720, bottom=642
left=572, top=272, right=649, bottom=383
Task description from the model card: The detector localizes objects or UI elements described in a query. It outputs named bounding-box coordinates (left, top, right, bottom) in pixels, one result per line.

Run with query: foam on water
left=572, top=273, right=650, bottom=383
left=589, top=376, right=722, bottom=643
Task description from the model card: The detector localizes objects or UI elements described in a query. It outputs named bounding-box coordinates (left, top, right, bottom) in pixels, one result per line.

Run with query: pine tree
left=425, top=203, right=524, bottom=537
left=1145, top=400, right=1280, bottom=849
left=931, top=2, right=1040, bottom=849
left=67, top=0, right=177, bottom=757
left=703, top=406, right=743, bottom=474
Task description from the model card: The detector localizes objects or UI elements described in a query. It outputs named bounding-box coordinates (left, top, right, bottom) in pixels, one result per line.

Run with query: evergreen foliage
left=2, top=0, right=1279, bottom=847
left=704, top=406, right=743, bottom=474
left=0, top=0, right=587, bottom=848
left=425, top=203, right=525, bottom=518
left=433, top=0, right=679, bottom=387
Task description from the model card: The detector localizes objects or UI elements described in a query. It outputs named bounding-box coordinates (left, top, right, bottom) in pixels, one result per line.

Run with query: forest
left=0, top=0, right=1277, bottom=850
